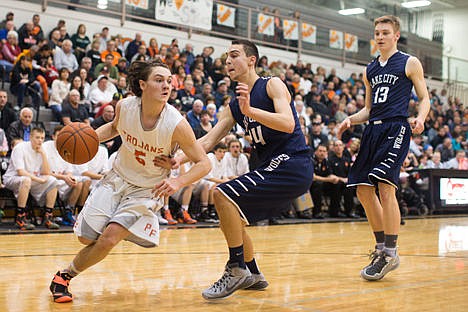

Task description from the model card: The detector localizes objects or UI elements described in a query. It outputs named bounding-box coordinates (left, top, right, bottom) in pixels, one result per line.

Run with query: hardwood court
left=0, top=217, right=467, bottom=312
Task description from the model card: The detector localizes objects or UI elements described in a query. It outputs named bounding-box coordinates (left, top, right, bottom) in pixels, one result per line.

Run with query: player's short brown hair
left=374, top=15, right=401, bottom=33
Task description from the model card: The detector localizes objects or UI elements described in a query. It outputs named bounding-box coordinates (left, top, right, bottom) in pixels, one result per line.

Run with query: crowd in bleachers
left=0, top=11, right=467, bottom=230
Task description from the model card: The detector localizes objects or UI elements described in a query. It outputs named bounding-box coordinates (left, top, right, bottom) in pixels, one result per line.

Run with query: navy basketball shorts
left=217, top=153, right=313, bottom=224
left=348, top=119, right=411, bottom=189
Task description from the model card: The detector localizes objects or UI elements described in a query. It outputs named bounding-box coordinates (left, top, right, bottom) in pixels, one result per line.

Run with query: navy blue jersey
left=229, top=77, right=309, bottom=166
left=367, top=51, right=413, bottom=121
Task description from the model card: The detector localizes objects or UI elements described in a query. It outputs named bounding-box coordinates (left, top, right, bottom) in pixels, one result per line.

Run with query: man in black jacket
left=0, top=90, right=18, bottom=131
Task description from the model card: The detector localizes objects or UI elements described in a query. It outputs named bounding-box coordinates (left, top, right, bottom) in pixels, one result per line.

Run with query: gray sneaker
left=360, top=251, right=400, bottom=281
left=244, top=273, right=269, bottom=290
left=362, top=249, right=382, bottom=272
left=202, top=263, right=255, bottom=300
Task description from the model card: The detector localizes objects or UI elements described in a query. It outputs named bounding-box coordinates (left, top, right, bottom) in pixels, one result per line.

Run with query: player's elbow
left=284, top=120, right=295, bottom=134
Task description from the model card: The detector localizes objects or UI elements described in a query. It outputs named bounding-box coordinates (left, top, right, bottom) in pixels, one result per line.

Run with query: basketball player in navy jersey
left=337, top=15, right=430, bottom=281
left=191, top=39, right=313, bottom=299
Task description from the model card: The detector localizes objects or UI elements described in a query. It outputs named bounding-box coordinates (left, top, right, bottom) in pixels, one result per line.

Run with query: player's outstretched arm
left=198, top=105, right=237, bottom=152
left=406, top=56, right=430, bottom=134
left=95, top=100, right=122, bottom=143
left=152, top=119, right=211, bottom=198
left=239, top=77, right=295, bottom=133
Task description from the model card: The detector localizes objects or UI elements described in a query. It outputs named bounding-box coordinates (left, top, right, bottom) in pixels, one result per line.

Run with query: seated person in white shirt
left=43, top=126, right=90, bottom=225
left=3, top=127, right=59, bottom=230
left=166, top=162, right=198, bottom=224
left=223, top=139, right=250, bottom=179
left=198, top=142, right=230, bottom=223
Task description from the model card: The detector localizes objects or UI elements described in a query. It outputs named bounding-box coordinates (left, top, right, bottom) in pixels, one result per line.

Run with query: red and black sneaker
left=50, top=271, right=73, bottom=303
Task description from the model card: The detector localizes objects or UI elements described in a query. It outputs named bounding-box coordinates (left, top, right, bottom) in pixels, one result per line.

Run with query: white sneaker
left=202, top=263, right=255, bottom=300
left=157, top=211, right=168, bottom=225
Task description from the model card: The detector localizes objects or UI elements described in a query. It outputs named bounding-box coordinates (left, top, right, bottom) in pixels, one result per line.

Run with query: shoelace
left=367, top=250, right=380, bottom=264
left=210, top=267, right=233, bottom=292
left=367, top=254, right=389, bottom=275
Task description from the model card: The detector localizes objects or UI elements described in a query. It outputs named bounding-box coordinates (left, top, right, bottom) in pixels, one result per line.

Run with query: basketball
left=56, top=122, right=99, bottom=165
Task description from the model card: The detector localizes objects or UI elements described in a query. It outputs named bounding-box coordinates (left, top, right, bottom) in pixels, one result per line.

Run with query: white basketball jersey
left=114, top=96, right=183, bottom=188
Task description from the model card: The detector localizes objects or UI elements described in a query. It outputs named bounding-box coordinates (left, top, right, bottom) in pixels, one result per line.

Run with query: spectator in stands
left=2, top=30, right=21, bottom=64
left=3, top=127, right=59, bottom=230
left=91, top=104, right=114, bottom=129
left=17, top=21, right=38, bottom=50
left=61, top=89, right=90, bottom=125
left=435, top=137, right=455, bottom=162
left=48, top=68, right=70, bottom=120
left=125, top=32, right=143, bottom=61
left=328, top=139, right=358, bottom=218
left=86, top=40, right=102, bottom=70
left=94, top=53, right=118, bottom=84
left=6, top=107, right=34, bottom=147
left=187, top=99, right=204, bottom=130
left=193, top=110, right=213, bottom=139
left=223, top=139, right=249, bottom=179
left=214, top=80, right=229, bottom=108
left=177, top=78, right=196, bottom=112
left=310, top=144, right=339, bottom=219
left=195, top=82, right=213, bottom=104
left=48, top=19, right=65, bottom=40
left=99, top=27, right=110, bottom=52
left=0, top=19, right=15, bottom=41
left=10, top=55, right=41, bottom=109
left=0, top=90, right=18, bottom=130
left=58, top=26, right=71, bottom=44
left=48, top=29, right=61, bottom=50
left=146, top=37, right=159, bottom=59
left=182, top=43, right=195, bottom=69
left=308, top=114, right=328, bottom=152
left=43, top=126, right=86, bottom=226
left=81, top=145, right=110, bottom=190
left=88, top=75, right=114, bottom=114
left=100, top=40, right=121, bottom=66
left=116, top=57, right=128, bottom=78
left=115, top=76, right=127, bottom=97
left=130, top=45, right=149, bottom=63
left=0, top=12, right=14, bottom=30
left=409, top=134, right=424, bottom=157
left=71, top=24, right=90, bottom=63
left=201, top=46, right=214, bottom=72
left=54, top=39, right=78, bottom=72
left=31, top=14, right=44, bottom=42
left=444, top=150, right=468, bottom=170
left=167, top=163, right=198, bottom=224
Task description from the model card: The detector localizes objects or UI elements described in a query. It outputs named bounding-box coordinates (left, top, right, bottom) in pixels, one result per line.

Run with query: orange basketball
left=56, top=122, right=99, bottom=165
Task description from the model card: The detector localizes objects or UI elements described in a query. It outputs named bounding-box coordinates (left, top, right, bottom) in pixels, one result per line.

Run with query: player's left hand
left=236, top=83, right=252, bottom=117
left=409, top=117, right=424, bottom=134
left=152, top=178, right=182, bottom=198
left=153, top=155, right=179, bottom=170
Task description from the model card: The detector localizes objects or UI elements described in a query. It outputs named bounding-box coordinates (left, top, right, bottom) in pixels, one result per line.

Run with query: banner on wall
left=301, top=22, right=316, bottom=44
left=345, top=33, right=358, bottom=52
left=155, top=0, right=213, bottom=31
left=257, top=13, right=274, bottom=36
left=329, top=29, right=343, bottom=49
left=283, top=19, right=298, bottom=40
left=370, top=39, right=380, bottom=57
left=109, top=0, right=148, bottom=10
left=216, top=4, right=235, bottom=28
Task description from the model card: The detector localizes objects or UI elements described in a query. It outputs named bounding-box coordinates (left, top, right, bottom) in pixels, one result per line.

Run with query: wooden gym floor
left=0, top=217, right=466, bottom=312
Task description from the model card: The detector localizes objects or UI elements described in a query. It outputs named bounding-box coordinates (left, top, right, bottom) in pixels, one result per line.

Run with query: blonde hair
left=374, top=15, right=401, bottom=33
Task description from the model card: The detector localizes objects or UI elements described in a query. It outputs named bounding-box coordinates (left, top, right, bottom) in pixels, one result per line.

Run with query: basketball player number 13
left=374, top=86, right=389, bottom=104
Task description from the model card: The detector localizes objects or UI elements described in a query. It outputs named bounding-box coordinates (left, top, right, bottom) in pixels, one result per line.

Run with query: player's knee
left=96, top=233, right=121, bottom=250
left=20, top=176, right=32, bottom=189
left=213, top=189, right=226, bottom=206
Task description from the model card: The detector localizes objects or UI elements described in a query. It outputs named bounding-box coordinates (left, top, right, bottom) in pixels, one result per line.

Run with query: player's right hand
left=153, top=155, right=180, bottom=170
left=336, top=118, right=351, bottom=139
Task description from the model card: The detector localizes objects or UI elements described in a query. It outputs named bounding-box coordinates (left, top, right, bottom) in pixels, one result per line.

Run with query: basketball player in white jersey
left=50, top=60, right=211, bottom=303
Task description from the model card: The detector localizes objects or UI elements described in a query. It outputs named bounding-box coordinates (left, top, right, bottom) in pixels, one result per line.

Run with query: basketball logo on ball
left=56, top=122, right=99, bottom=164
